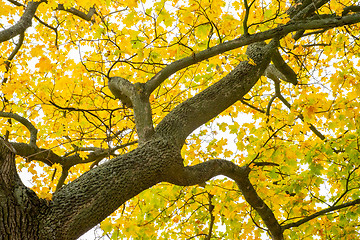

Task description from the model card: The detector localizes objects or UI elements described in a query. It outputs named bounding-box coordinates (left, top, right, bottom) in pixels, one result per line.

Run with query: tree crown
left=1, top=0, right=360, bottom=239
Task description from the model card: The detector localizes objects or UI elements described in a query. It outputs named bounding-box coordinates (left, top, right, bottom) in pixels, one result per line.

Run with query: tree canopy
left=1, top=0, right=360, bottom=239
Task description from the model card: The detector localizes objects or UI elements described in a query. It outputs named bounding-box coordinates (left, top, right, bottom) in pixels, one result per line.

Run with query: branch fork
left=108, top=77, right=154, bottom=143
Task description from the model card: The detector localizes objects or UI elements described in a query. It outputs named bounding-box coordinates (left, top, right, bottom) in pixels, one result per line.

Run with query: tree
left=1, top=0, right=360, bottom=239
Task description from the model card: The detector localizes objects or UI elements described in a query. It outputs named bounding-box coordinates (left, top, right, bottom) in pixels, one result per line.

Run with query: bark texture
left=39, top=139, right=181, bottom=240
left=0, top=138, right=48, bottom=240
left=0, top=42, right=280, bottom=240
left=0, top=1, right=43, bottom=43
left=2, top=1, right=360, bottom=239
left=0, top=42, right=271, bottom=239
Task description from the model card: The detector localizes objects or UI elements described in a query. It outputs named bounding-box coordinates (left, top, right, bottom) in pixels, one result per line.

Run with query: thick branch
left=108, top=77, right=134, bottom=108
left=63, top=141, right=137, bottom=168
left=131, top=83, right=155, bottom=143
left=145, top=12, right=360, bottom=94
left=0, top=138, right=48, bottom=239
left=165, top=159, right=283, bottom=240
left=282, top=198, right=360, bottom=230
left=108, top=78, right=154, bottom=143
left=264, top=70, right=326, bottom=140
left=45, top=139, right=178, bottom=240
left=0, top=1, right=43, bottom=43
left=271, top=49, right=298, bottom=85
left=343, top=5, right=360, bottom=16
left=56, top=4, right=96, bottom=21
left=155, top=41, right=277, bottom=147
left=0, top=111, right=38, bottom=146
left=10, top=142, right=62, bottom=166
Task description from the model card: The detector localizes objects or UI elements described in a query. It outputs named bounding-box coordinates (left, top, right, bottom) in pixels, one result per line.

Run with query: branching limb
left=205, top=193, right=215, bottom=240
left=155, top=41, right=277, bottom=147
left=10, top=139, right=137, bottom=192
left=264, top=64, right=291, bottom=85
left=63, top=140, right=137, bottom=168
left=281, top=198, right=360, bottom=230
left=343, top=5, right=360, bottom=16
left=108, top=77, right=136, bottom=108
left=4, top=33, right=25, bottom=79
left=165, top=159, right=283, bottom=240
left=0, top=111, right=38, bottom=146
left=243, top=0, right=255, bottom=35
left=288, top=0, right=329, bottom=21
left=10, top=139, right=135, bottom=170
left=56, top=4, right=96, bottom=21
left=145, top=12, right=360, bottom=94
left=2, top=33, right=25, bottom=139
left=332, top=165, right=360, bottom=206
left=6, top=0, right=61, bottom=47
left=108, top=77, right=154, bottom=143
left=276, top=94, right=326, bottom=140
left=33, top=15, right=60, bottom=48
left=271, top=49, right=298, bottom=85
left=8, top=132, right=136, bottom=169
left=55, top=166, right=69, bottom=192
left=241, top=99, right=266, bottom=113
left=6, top=0, right=93, bottom=47
left=264, top=67, right=326, bottom=140
left=0, top=1, right=43, bottom=43
left=10, top=142, right=62, bottom=166
left=288, top=0, right=330, bottom=40
left=287, top=0, right=314, bottom=19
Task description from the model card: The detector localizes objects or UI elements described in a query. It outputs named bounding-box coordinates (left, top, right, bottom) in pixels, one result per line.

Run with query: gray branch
left=10, top=142, right=62, bottom=166
left=154, top=41, right=277, bottom=147
left=289, top=0, right=329, bottom=20
left=265, top=65, right=286, bottom=83
left=55, top=166, right=69, bottom=192
left=271, top=49, right=298, bottom=85
left=62, top=141, right=137, bottom=168
left=56, top=4, right=96, bottom=21
left=144, top=12, right=360, bottom=94
left=282, top=198, right=360, bottom=230
left=164, top=159, right=283, bottom=240
left=0, top=1, right=43, bottom=43
left=108, top=77, right=154, bottom=143
left=263, top=73, right=326, bottom=141
left=47, top=139, right=174, bottom=239
left=5, top=32, right=25, bottom=67
left=0, top=111, right=38, bottom=146
left=343, top=5, right=360, bottom=16
left=108, top=77, right=134, bottom=108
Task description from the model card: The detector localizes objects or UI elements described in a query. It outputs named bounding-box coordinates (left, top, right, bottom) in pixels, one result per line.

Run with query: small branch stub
left=108, top=77, right=134, bottom=108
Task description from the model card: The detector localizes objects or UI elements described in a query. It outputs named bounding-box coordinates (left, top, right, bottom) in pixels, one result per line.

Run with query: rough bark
left=38, top=139, right=180, bottom=240
left=0, top=42, right=278, bottom=240
left=154, top=41, right=277, bottom=146
left=0, top=138, right=48, bottom=240
left=145, top=12, right=360, bottom=93
left=108, top=78, right=155, bottom=143
left=3, top=1, right=360, bottom=239
left=0, top=1, right=43, bottom=43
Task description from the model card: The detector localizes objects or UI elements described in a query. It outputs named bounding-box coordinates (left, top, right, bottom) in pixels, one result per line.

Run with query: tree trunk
left=0, top=42, right=279, bottom=240
left=0, top=138, right=48, bottom=240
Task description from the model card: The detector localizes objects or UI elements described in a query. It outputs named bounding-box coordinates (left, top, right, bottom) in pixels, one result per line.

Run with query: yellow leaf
left=35, top=57, right=53, bottom=72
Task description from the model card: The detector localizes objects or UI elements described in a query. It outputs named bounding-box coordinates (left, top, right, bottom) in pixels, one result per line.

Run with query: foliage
left=1, top=0, right=360, bottom=239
